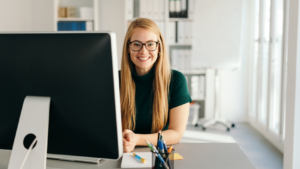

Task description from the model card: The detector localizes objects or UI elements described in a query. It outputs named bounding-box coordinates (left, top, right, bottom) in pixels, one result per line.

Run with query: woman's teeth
left=138, top=57, right=149, bottom=60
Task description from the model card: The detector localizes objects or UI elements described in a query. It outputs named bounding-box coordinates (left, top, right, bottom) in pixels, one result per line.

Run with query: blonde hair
left=120, top=18, right=171, bottom=133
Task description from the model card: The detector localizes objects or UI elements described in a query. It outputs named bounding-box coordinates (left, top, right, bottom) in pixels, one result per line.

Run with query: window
left=269, top=0, right=284, bottom=134
left=249, top=0, right=285, bottom=150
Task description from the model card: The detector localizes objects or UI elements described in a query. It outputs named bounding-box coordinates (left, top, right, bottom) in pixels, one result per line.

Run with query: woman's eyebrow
left=131, top=40, right=157, bottom=42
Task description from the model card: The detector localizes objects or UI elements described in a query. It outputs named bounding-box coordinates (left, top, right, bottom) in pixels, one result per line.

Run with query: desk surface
left=0, top=143, right=255, bottom=169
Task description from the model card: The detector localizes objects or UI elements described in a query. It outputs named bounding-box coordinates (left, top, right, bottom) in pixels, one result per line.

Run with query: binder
left=153, top=0, right=159, bottom=20
left=178, top=50, right=184, bottom=71
left=188, top=0, right=195, bottom=19
left=181, top=0, right=187, bottom=18
left=158, top=0, right=165, bottom=20
left=171, top=49, right=179, bottom=70
left=199, top=75, right=205, bottom=99
left=169, top=0, right=175, bottom=18
left=140, top=0, right=147, bottom=18
left=184, top=21, right=191, bottom=44
left=175, top=0, right=181, bottom=18
left=160, top=22, right=165, bottom=37
left=177, top=21, right=185, bottom=44
left=167, top=22, right=176, bottom=44
left=146, top=0, right=153, bottom=19
left=155, top=21, right=165, bottom=37
left=127, top=0, right=134, bottom=20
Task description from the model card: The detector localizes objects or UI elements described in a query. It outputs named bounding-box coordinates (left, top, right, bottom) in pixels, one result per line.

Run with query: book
left=57, top=21, right=87, bottom=31
left=121, top=152, right=152, bottom=168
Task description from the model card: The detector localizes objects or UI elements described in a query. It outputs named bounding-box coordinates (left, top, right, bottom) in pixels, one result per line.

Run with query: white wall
left=0, top=0, right=55, bottom=32
left=0, top=0, right=32, bottom=31
left=192, top=0, right=250, bottom=122
left=97, top=0, right=126, bottom=69
left=218, top=0, right=250, bottom=122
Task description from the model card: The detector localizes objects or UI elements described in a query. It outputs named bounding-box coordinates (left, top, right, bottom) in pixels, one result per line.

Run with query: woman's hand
left=122, top=129, right=139, bottom=153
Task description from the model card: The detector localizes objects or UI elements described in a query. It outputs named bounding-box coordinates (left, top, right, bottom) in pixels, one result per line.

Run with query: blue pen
left=151, top=143, right=169, bottom=169
left=158, top=140, right=166, bottom=158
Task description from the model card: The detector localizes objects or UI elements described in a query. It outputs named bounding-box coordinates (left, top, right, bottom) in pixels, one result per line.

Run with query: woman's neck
left=135, top=66, right=153, bottom=76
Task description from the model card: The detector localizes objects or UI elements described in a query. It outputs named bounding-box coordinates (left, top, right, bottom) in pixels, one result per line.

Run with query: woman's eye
left=134, top=43, right=141, bottom=46
left=148, top=43, right=154, bottom=46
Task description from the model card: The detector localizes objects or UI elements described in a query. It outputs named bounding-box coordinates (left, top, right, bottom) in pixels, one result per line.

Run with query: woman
left=120, top=18, right=192, bottom=153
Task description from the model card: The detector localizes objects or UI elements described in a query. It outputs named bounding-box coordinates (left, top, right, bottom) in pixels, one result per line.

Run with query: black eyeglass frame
left=128, top=41, right=159, bottom=52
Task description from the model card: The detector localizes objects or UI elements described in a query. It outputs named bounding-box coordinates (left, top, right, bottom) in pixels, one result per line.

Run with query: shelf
left=57, top=18, right=94, bottom=21
left=181, top=70, right=206, bottom=75
left=191, top=98, right=205, bottom=101
left=169, top=44, right=192, bottom=46
left=128, top=18, right=165, bottom=22
left=168, top=18, right=194, bottom=22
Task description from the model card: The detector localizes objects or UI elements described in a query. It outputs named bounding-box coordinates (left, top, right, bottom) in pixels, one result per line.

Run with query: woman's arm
left=122, top=102, right=190, bottom=152
left=135, top=102, right=190, bottom=146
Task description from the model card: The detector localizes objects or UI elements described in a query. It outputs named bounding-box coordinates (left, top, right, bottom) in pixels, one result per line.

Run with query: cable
left=20, top=138, right=37, bottom=169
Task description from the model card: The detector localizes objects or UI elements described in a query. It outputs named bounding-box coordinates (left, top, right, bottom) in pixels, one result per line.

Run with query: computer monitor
left=0, top=32, right=123, bottom=163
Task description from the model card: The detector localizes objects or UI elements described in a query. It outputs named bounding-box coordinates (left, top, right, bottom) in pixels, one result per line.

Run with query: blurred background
left=0, top=0, right=288, bottom=168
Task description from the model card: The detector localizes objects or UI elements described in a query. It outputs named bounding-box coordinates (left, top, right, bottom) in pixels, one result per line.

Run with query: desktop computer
left=0, top=32, right=123, bottom=168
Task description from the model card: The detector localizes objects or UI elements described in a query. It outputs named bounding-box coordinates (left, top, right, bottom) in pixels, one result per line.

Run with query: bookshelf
left=54, top=0, right=99, bottom=31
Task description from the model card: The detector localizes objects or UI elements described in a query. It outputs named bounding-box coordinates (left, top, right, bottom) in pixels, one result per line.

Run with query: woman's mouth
left=138, top=57, right=150, bottom=61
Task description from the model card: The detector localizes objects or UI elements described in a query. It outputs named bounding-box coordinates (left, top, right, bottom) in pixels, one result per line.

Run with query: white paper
left=121, top=152, right=152, bottom=168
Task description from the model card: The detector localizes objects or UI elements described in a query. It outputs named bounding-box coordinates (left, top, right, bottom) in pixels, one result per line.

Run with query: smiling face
left=128, top=27, right=159, bottom=76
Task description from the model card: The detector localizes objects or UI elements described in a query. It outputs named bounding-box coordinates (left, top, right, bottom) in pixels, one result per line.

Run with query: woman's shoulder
left=171, top=69, right=186, bottom=82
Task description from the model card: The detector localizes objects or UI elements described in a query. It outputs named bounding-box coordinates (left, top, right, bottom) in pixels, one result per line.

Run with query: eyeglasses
left=128, top=41, right=159, bottom=52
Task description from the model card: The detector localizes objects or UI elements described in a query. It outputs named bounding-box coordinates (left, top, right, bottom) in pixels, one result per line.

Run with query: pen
left=133, top=153, right=146, bottom=163
left=145, top=140, right=154, bottom=152
left=163, top=141, right=172, bottom=169
left=157, top=130, right=161, bottom=151
left=163, top=141, right=168, bottom=153
left=158, top=140, right=166, bottom=158
left=151, top=143, right=169, bottom=169
left=167, top=145, right=173, bottom=153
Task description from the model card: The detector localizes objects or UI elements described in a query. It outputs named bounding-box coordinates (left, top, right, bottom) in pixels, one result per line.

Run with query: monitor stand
left=8, top=96, right=51, bottom=169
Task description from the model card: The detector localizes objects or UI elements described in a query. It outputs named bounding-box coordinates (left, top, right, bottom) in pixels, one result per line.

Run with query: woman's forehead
left=130, top=27, right=158, bottom=42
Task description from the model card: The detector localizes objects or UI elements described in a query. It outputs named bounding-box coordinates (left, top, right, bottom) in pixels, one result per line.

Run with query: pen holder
left=151, top=150, right=175, bottom=169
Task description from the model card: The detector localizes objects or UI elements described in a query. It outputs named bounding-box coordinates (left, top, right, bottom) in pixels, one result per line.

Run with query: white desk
left=0, top=143, right=255, bottom=169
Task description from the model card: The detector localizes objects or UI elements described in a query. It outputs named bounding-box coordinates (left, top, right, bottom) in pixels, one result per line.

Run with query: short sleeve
left=169, top=70, right=192, bottom=109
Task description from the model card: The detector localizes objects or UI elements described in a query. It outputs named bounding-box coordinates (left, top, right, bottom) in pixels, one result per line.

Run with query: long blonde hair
left=120, top=18, right=171, bottom=133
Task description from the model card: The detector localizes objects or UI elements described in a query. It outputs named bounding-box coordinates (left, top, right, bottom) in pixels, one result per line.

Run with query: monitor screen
left=0, top=32, right=122, bottom=160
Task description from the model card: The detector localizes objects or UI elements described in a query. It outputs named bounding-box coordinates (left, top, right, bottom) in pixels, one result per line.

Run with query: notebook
left=121, top=152, right=152, bottom=168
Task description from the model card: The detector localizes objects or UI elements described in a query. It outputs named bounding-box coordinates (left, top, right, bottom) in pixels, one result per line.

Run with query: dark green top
left=119, top=67, right=192, bottom=134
